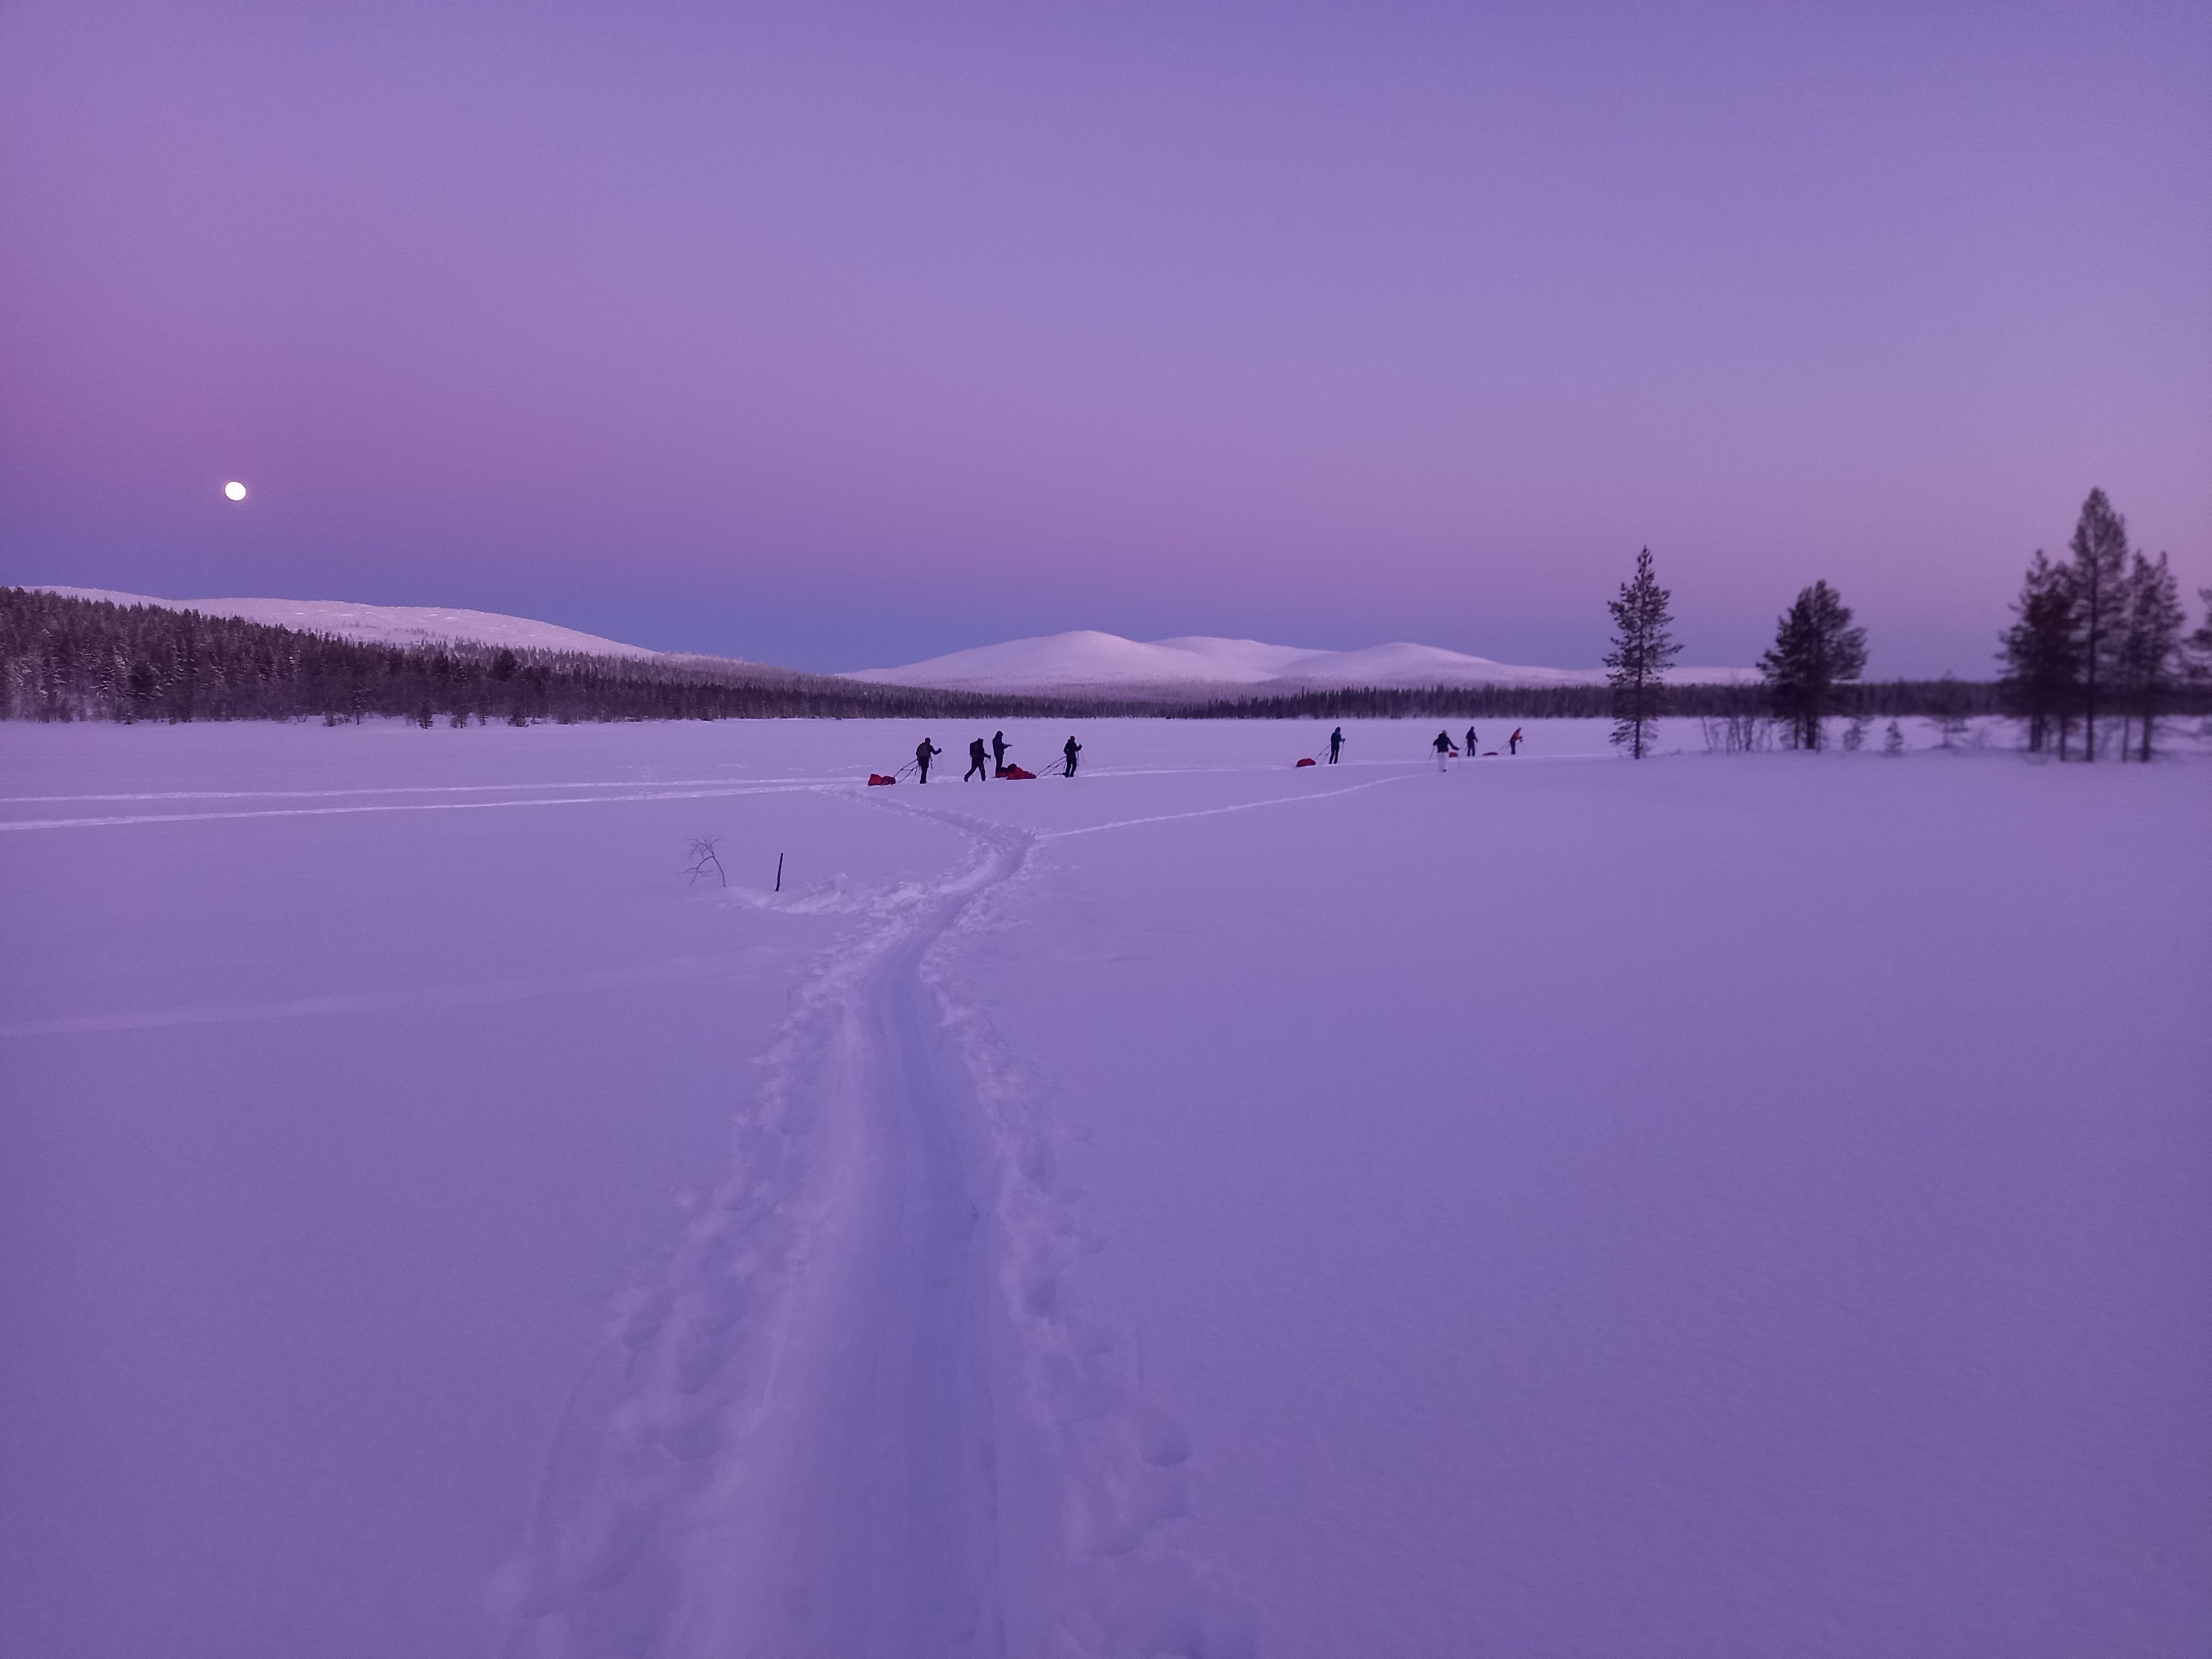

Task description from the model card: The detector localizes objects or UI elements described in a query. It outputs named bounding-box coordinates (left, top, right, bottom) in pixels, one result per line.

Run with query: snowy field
left=2, top=716, right=2206, bottom=1658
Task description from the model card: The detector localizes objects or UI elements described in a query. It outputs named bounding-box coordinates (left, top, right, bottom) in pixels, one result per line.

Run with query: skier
left=991, top=730, right=1009, bottom=775
left=1062, top=735, right=1082, bottom=778
left=964, top=737, right=989, bottom=781
left=1432, top=729, right=1456, bottom=771
left=1465, top=726, right=1478, bottom=758
left=1509, top=727, right=1524, bottom=755
left=1328, top=726, right=1345, bottom=764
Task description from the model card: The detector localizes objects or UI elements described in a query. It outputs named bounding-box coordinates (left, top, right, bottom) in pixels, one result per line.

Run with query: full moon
left=223, top=481, right=247, bottom=502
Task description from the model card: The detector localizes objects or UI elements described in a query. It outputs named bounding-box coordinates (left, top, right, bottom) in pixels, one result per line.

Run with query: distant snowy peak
left=847, top=630, right=1752, bottom=692
left=34, top=587, right=663, bottom=660
left=845, top=630, right=1292, bottom=691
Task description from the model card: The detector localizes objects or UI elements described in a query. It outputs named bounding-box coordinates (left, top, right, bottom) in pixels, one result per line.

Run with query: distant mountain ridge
left=30, top=593, right=1755, bottom=693
left=846, top=629, right=1755, bottom=692
left=33, top=587, right=666, bottom=661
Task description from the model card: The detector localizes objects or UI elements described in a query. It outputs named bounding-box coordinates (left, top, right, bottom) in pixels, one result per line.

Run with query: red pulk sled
left=998, top=764, right=1037, bottom=780
left=1295, top=757, right=1317, bottom=767
left=867, top=773, right=897, bottom=786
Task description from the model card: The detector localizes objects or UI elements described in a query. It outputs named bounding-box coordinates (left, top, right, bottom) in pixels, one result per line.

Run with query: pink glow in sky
left=3, top=3, right=2207, bottom=674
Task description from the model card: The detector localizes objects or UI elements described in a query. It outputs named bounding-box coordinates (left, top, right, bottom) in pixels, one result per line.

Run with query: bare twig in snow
left=684, top=834, right=727, bottom=886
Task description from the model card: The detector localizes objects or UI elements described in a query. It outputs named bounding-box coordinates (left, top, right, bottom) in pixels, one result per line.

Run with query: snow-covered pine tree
left=1998, top=550, right=2080, bottom=755
left=2065, top=488, right=2130, bottom=761
left=2115, top=551, right=2184, bottom=761
left=1758, top=580, right=1867, bottom=750
left=1604, top=547, right=1683, bottom=759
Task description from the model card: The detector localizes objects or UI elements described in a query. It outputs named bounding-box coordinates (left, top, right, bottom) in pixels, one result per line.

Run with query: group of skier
left=909, top=729, right=1082, bottom=782
left=907, top=722, right=1524, bottom=784
left=1430, top=725, right=1524, bottom=768
left=1320, top=723, right=1525, bottom=770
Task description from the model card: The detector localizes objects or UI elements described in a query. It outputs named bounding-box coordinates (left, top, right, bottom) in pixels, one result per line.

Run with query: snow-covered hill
left=847, top=629, right=1754, bottom=692
left=33, top=587, right=663, bottom=660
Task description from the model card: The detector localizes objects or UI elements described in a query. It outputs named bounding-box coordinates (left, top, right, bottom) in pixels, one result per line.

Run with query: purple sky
left=3, top=3, right=2206, bottom=675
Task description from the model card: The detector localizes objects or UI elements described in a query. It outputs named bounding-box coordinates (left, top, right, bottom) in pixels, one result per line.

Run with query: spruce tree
left=1758, top=580, right=1867, bottom=750
left=1604, top=547, right=1682, bottom=759
left=2116, top=551, right=2184, bottom=761
left=1998, top=550, right=2080, bottom=755
left=2187, top=588, right=2212, bottom=687
left=2065, top=488, right=2130, bottom=761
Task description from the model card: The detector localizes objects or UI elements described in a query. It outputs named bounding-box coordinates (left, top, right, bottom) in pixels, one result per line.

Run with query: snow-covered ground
left=30, top=586, right=664, bottom=659
left=2, top=716, right=2205, bottom=1658
left=845, top=629, right=1757, bottom=692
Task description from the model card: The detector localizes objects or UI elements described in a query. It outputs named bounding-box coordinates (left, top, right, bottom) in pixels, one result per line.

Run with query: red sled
left=1295, top=757, right=1317, bottom=767
left=998, top=764, right=1037, bottom=780
left=867, top=773, right=896, bottom=786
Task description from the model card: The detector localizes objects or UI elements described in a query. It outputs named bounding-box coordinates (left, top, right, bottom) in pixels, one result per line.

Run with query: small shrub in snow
left=1700, top=712, right=1772, bottom=753
left=684, top=834, right=728, bottom=886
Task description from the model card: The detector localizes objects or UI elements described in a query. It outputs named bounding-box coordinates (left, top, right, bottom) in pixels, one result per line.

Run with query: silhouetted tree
left=1604, top=547, right=1682, bottom=759
left=2115, top=551, right=2184, bottom=761
left=1759, top=580, right=1867, bottom=750
left=2065, top=488, right=2130, bottom=761
left=2187, top=589, right=2212, bottom=688
left=1999, top=551, right=2080, bottom=755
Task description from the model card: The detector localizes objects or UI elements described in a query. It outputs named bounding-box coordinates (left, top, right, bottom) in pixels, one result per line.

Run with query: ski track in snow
left=0, top=784, right=831, bottom=833
left=0, top=776, right=821, bottom=804
left=1040, top=771, right=1417, bottom=841
left=0, top=757, right=1470, bottom=836
left=2, top=754, right=1376, bottom=1647
left=494, top=792, right=1260, bottom=1659
left=0, top=759, right=1430, bottom=833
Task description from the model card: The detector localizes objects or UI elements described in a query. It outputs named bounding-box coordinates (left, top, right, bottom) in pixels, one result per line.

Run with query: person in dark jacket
left=991, top=730, right=1009, bottom=774
left=1465, top=726, right=1478, bottom=758
left=1062, top=735, right=1082, bottom=777
left=1509, top=727, right=1524, bottom=755
left=1328, top=726, right=1345, bottom=764
left=914, top=738, right=940, bottom=782
left=964, top=738, right=989, bottom=781
left=1433, top=729, right=1455, bottom=770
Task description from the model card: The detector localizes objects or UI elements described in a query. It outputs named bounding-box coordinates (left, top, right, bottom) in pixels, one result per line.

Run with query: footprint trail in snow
left=495, top=801, right=1250, bottom=1658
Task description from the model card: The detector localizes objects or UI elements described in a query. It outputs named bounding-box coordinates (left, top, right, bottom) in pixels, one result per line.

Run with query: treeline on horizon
left=0, top=588, right=1133, bottom=725
left=1172, top=679, right=2021, bottom=721
left=4, top=578, right=2205, bottom=729
left=1595, top=488, right=2212, bottom=760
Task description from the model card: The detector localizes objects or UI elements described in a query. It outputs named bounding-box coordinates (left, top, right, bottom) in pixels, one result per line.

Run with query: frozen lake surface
left=3, top=717, right=2207, bottom=1657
